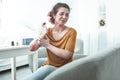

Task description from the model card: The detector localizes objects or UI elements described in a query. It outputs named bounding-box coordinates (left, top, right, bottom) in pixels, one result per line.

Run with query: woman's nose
left=62, top=15, right=67, bottom=18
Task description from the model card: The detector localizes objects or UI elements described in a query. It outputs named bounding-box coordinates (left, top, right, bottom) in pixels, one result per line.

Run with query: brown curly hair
left=48, top=3, right=70, bottom=24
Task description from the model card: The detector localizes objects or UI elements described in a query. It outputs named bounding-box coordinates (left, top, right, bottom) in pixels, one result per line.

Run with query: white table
left=0, top=46, right=38, bottom=80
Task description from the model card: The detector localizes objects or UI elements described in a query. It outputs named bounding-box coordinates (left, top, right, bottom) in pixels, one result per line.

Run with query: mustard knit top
left=43, top=27, right=77, bottom=67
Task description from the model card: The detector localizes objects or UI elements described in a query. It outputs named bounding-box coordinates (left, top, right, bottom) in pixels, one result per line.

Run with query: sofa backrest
left=75, top=38, right=83, bottom=54
left=44, top=44, right=120, bottom=80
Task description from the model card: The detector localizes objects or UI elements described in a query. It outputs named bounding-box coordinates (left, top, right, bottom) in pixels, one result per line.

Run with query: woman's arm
left=40, top=35, right=73, bottom=60
left=28, top=38, right=41, bottom=51
left=46, top=44, right=73, bottom=60
left=29, top=22, right=47, bottom=51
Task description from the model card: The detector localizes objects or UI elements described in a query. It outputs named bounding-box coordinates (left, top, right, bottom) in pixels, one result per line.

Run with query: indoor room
left=0, top=0, right=120, bottom=80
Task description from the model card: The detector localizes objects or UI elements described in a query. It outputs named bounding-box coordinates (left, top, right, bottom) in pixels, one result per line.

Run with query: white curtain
left=106, top=0, right=120, bottom=47
left=0, top=0, right=1, bottom=28
left=75, top=0, right=99, bottom=55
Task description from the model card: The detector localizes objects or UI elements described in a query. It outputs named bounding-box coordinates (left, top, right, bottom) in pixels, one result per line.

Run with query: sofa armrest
left=44, top=54, right=88, bottom=80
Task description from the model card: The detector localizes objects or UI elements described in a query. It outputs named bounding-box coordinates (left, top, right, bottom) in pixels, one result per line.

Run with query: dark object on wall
left=99, top=19, right=105, bottom=26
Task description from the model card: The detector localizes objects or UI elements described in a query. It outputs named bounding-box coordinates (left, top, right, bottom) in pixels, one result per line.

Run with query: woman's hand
left=29, top=22, right=48, bottom=51
left=39, top=34, right=50, bottom=48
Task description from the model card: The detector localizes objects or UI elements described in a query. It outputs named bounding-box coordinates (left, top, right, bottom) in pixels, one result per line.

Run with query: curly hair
left=48, top=3, right=70, bottom=24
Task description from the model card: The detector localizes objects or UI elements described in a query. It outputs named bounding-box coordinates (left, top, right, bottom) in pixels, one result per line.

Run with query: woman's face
left=54, top=7, right=70, bottom=26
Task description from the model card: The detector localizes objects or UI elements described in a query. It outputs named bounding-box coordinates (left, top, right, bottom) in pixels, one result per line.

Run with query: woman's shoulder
left=47, top=27, right=52, bottom=32
left=68, top=27, right=77, bottom=34
left=69, top=27, right=76, bottom=31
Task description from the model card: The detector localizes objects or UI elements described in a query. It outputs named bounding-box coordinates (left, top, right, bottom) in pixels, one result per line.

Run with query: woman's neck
left=53, top=24, right=66, bottom=33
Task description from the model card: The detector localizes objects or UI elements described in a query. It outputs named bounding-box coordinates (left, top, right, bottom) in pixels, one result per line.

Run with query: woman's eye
left=59, top=13, right=69, bottom=17
left=65, top=13, right=69, bottom=17
left=60, top=13, right=64, bottom=16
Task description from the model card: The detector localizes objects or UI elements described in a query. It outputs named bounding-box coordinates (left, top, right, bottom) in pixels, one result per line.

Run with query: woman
left=25, top=2, right=77, bottom=80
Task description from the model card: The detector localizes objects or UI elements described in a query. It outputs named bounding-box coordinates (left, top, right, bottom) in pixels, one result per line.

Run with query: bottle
left=11, top=41, right=14, bottom=46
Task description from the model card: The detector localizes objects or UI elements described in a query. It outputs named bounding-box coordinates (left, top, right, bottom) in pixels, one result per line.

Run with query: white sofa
left=44, top=44, right=120, bottom=80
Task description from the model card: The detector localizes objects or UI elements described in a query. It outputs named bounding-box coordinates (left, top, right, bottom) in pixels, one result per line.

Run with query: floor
left=0, top=65, right=32, bottom=80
